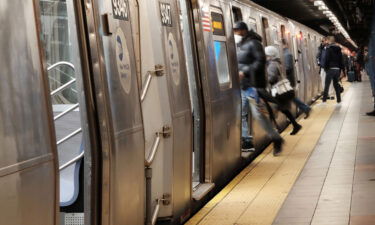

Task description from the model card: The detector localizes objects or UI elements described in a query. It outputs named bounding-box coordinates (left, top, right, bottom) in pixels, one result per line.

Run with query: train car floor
left=186, top=80, right=375, bottom=225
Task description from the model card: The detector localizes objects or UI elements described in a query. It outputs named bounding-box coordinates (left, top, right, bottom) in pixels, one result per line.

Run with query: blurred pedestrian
left=264, top=45, right=302, bottom=135
left=322, top=36, right=343, bottom=103
left=234, top=21, right=284, bottom=155
left=282, top=39, right=311, bottom=118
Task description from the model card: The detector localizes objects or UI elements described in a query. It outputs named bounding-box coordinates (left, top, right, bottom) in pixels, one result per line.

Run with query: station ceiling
left=253, top=0, right=374, bottom=49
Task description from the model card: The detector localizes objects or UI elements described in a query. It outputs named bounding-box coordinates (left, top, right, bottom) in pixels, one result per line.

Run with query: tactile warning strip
left=186, top=83, right=351, bottom=225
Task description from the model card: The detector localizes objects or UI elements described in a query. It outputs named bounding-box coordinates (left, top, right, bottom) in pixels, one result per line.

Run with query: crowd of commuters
left=234, top=20, right=375, bottom=156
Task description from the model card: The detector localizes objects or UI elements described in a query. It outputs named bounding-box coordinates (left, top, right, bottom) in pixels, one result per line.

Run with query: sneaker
left=242, top=140, right=255, bottom=152
left=290, top=124, right=302, bottom=135
left=273, top=138, right=284, bottom=156
left=366, top=110, right=375, bottom=116
left=304, top=108, right=312, bottom=119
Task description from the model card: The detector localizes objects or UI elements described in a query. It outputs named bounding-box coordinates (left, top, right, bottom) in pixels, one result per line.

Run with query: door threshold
left=192, top=182, right=215, bottom=201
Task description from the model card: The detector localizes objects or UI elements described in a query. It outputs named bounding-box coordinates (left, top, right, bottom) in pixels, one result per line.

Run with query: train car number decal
left=160, top=2, right=172, bottom=27
left=115, top=28, right=132, bottom=94
left=112, top=0, right=129, bottom=21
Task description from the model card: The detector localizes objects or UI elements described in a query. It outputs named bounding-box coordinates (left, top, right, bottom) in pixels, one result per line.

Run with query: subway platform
left=186, top=80, right=375, bottom=225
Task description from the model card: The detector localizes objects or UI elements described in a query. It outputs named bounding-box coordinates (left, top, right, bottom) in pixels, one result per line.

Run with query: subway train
left=0, top=0, right=323, bottom=225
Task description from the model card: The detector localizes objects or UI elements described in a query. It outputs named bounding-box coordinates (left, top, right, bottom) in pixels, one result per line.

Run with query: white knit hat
left=265, top=45, right=280, bottom=59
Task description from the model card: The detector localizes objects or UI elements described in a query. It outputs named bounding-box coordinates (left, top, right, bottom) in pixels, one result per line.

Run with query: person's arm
left=285, top=53, right=294, bottom=71
left=247, top=40, right=266, bottom=78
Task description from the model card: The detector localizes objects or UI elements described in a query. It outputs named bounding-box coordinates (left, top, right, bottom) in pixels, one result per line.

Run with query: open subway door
left=139, top=0, right=193, bottom=223
left=83, top=0, right=146, bottom=224
left=190, top=0, right=241, bottom=191
left=0, top=1, right=58, bottom=225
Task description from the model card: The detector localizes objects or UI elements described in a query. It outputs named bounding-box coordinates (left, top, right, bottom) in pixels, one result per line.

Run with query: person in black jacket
left=282, top=39, right=311, bottom=118
left=234, top=22, right=284, bottom=156
left=322, top=36, right=343, bottom=103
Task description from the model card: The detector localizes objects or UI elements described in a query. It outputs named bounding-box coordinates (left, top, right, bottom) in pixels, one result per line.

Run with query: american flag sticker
left=201, top=10, right=211, bottom=32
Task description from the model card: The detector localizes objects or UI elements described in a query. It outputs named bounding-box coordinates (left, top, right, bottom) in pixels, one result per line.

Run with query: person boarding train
left=234, top=22, right=284, bottom=156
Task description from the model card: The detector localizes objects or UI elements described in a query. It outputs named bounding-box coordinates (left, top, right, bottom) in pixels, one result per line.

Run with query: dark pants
left=257, top=89, right=300, bottom=128
left=323, top=69, right=341, bottom=102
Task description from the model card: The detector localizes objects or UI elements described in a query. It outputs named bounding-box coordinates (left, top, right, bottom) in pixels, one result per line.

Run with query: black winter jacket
left=323, top=44, right=343, bottom=70
left=237, top=30, right=267, bottom=89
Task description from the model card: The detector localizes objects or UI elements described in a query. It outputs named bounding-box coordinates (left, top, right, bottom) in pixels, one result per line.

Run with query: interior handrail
left=51, top=79, right=77, bottom=96
left=57, top=128, right=82, bottom=146
left=59, top=151, right=84, bottom=171
left=54, top=103, right=80, bottom=121
left=47, top=61, right=75, bottom=71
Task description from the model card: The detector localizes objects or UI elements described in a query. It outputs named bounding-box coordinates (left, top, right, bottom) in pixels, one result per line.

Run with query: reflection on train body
left=0, top=0, right=324, bottom=224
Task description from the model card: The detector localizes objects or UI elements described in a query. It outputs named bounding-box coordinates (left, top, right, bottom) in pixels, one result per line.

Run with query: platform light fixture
left=313, top=0, right=357, bottom=48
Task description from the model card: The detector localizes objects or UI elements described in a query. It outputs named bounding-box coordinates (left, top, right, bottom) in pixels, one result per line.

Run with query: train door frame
left=74, top=0, right=148, bottom=224
left=231, top=3, right=259, bottom=158
left=36, top=0, right=104, bottom=224
left=190, top=0, right=241, bottom=196
left=295, top=30, right=307, bottom=103
left=138, top=0, right=194, bottom=222
left=178, top=0, right=206, bottom=192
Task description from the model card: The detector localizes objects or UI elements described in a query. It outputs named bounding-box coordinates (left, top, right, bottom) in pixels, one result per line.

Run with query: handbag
left=271, top=78, right=295, bottom=102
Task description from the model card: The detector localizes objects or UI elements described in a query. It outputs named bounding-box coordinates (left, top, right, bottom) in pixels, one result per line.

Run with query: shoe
left=366, top=110, right=375, bottom=116
left=273, top=138, right=284, bottom=156
left=330, top=96, right=335, bottom=100
left=337, top=99, right=342, bottom=104
left=242, top=140, right=255, bottom=152
left=290, top=124, right=302, bottom=135
left=304, top=108, right=311, bottom=119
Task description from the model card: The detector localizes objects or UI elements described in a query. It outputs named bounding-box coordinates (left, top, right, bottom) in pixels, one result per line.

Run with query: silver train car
left=0, top=0, right=323, bottom=225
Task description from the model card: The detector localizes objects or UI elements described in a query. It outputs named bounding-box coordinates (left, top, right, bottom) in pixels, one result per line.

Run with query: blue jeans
left=293, top=97, right=310, bottom=113
left=241, top=88, right=256, bottom=139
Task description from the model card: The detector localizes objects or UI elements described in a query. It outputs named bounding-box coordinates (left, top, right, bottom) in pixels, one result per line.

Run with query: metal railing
left=141, top=71, right=153, bottom=102
left=144, top=133, right=162, bottom=167
left=59, top=151, right=84, bottom=171
left=48, top=61, right=84, bottom=171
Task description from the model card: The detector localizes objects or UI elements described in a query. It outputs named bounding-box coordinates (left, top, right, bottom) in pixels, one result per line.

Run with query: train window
left=280, top=25, right=286, bottom=39
left=261, top=17, right=270, bottom=45
left=214, top=41, right=231, bottom=85
left=211, top=9, right=231, bottom=87
left=249, top=18, right=257, bottom=32
left=232, top=6, right=243, bottom=23
left=271, top=26, right=279, bottom=45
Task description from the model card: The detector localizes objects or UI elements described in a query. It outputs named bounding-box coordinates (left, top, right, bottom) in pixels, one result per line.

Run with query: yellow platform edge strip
left=186, top=83, right=350, bottom=225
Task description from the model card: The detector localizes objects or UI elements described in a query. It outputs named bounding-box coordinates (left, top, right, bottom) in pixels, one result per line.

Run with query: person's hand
left=239, top=71, right=245, bottom=80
